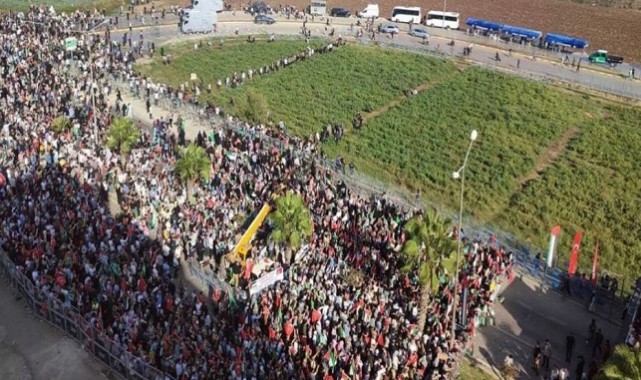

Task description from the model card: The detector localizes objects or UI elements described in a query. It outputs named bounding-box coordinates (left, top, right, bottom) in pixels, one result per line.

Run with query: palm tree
left=106, top=117, right=140, bottom=164
left=401, top=208, right=457, bottom=334
left=268, top=191, right=313, bottom=264
left=598, top=345, right=641, bottom=380
left=174, top=143, right=211, bottom=203
left=50, top=116, right=71, bottom=135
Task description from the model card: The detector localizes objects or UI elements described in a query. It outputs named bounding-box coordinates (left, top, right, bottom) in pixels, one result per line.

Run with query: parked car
left=330, top=7, right=351, bottom=17
left=254, top=15, right=276, bottom=24
left=409, top=28, right=429, bottom=39
left=249, top=1, right=271, bottom=14
left=379, top=24, right=399, bottom=34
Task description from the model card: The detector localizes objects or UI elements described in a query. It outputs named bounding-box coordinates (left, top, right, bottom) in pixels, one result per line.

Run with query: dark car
left=250, top=2, right=271, bottom=15
left=254, top=15, right=276, bottom=24
left=330, top=7, right=351, bottom=17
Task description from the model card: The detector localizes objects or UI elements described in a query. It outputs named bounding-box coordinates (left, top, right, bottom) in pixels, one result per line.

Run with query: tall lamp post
left=449, top=129, right=478, bottom=350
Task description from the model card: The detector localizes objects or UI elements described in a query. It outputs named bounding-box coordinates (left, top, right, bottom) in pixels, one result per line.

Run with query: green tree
left=243, top=89, right=270, bottom=125
left=106, top=117, right=140, bottom=164
left=50, top=116, right=71, bottom=134
left=174, top=143, right=211, bottom=202
left=401, top=209, right=456, bottom=334
left=598, top=345, right=641, bottom=380
left=268, top=191, right=313, bottom=264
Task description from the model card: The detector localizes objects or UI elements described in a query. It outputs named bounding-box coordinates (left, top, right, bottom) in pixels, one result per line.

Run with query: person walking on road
left=587, top=318, right=597, bottom=344
left=533, top=341, right=542, bottom=375
left=575, top=355, right=585, bottom=380
left=517, top=59, right=520, bottom=69
left=592, top=329, right=604, bottom=357
left=566, top=332, right=576, bottom=363
left=542, top=339, right=552, bottom=369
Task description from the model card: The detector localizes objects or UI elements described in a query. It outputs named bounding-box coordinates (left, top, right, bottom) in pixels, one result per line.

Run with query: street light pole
left=442, top=0, right=447, bottom=29
left=449, top=129, right=478, bottom=351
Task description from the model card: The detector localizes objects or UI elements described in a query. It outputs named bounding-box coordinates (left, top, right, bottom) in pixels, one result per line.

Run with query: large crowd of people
left=0, top=6, right=514, bottom=380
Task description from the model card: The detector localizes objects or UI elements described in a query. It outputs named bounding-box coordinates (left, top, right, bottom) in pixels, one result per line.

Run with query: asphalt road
left=474, top=274, right=624, bottom=378
left=108, top=11, right=641, bottom=100
left=0, top=283, right=108, bottom=380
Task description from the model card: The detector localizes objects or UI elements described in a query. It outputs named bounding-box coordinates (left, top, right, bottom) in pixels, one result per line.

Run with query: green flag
left=328, top=350, right=337, bottom=368
left=228, top=291, right=237, bottom=309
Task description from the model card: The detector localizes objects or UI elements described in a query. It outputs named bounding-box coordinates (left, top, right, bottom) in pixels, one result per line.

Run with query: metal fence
left=184, top=257, right=249, bottom=300
left=0, top=248, right=176, bottom=380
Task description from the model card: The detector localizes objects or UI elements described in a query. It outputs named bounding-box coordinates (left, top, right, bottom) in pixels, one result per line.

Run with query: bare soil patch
left=260, top=0, right=641, bottom=63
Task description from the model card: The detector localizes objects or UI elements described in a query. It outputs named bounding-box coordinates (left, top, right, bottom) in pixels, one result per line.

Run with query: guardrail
left=0, top=248, right=176, bottom=380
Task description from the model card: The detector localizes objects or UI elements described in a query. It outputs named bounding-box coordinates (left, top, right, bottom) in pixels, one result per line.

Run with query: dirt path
left=359, top=81, right=434, bottom=123
left=518, top=128, right=580, bottom=188
left=360, top=63, right=468, bottom=124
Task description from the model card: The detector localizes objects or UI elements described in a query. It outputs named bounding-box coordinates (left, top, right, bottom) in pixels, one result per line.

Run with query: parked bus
left=391, top=6, right=421, bottom=23
left=425, top=10, right=460, bottom=29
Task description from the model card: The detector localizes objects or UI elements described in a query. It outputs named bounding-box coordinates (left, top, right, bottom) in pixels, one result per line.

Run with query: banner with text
left=249, top=266, right=284, bottom=296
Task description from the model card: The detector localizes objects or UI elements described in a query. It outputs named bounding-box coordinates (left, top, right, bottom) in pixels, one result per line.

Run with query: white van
left=358, top=4, right=379, bottom=18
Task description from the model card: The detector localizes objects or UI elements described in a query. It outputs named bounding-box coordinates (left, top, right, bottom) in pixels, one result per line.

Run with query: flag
left=228, top=291, right=237, bottom=309
left=567, top=230, right=583, bottom=275
left=328, top=350, right=337, bottom=368
left=591, top=240, right=599, bottom=284
left=547, top=225, right=561, bottom=267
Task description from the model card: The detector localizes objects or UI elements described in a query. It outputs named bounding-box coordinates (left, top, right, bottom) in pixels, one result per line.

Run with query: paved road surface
left=107, top=11, right=641, bottom=100
left=0, top=283, right=108, bottom=380
left=474, top=274, right=623, bottom=378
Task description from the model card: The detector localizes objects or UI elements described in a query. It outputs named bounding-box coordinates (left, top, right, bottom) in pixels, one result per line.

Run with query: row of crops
left=139, top=39, right=641, bottom=281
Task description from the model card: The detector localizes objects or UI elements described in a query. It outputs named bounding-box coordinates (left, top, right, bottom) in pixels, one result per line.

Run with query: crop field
left=135, top=38, right=334, bottom=90
left=498, top=103, right=641, bottom=277
left=207, top=44, right=458, bottom=135
left=328, top=68, right=591, bottom=218
left=138, top=41, right=641, bottom=283
left=0, top=0, right=123, bottom=12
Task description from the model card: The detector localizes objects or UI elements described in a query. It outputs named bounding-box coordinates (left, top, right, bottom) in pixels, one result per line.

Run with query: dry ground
left=233, top=0, right=641, bottom=62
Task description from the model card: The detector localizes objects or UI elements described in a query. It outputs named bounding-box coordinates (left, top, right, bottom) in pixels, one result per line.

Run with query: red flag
left=244, top=259, right=254, bottom=280
left=568, top=231, right=583, bottom=275
left=311, top=309, right=321, bottom=324
left=284, top=321, right=294, bottom=338
left=591, top=240, right=599, bottom=284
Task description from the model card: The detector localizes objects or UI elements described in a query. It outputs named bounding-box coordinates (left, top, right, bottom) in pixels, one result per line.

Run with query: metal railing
left=0, top=248, right=176, bottom=380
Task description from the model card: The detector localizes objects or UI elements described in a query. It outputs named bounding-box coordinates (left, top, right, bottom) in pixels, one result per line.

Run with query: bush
left=244, top=89, right=270, bottom=125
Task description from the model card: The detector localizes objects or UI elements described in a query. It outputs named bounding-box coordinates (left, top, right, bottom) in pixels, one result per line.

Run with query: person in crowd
left=0, top=6, right=516, bottom=380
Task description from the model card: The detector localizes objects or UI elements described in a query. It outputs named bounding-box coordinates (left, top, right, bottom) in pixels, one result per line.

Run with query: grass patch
left=332, top=68, right=592, bottom=218
left=207, top=44, right=458, bottom=135
left=135, top=38, right=331, bottom=90
left=137, top=40, right=641, bottom=282
left=460, top=359, right=496, bottom=380
left=498, top=104, right=641, bottom=277
left=0, top=0, right=124, bottom=13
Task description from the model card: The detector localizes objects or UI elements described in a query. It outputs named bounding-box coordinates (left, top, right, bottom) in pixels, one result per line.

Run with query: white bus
left=425, top=11, right=460, bottom=29
left=310, top=0, right=327, bottom=16
left=391, top=6, right=421, bottom=24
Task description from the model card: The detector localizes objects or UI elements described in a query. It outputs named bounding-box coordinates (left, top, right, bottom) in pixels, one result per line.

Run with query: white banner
left=249, top=266, right=284, bottom=296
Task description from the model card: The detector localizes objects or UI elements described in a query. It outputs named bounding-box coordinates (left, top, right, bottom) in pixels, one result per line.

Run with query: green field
left=136, top=38, right=335, bottom=91
left=137, top=39, right=641, bottom=281
left=204, top=44, right=458, bottom=135
left=0, top=0, right=123, bottom=12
